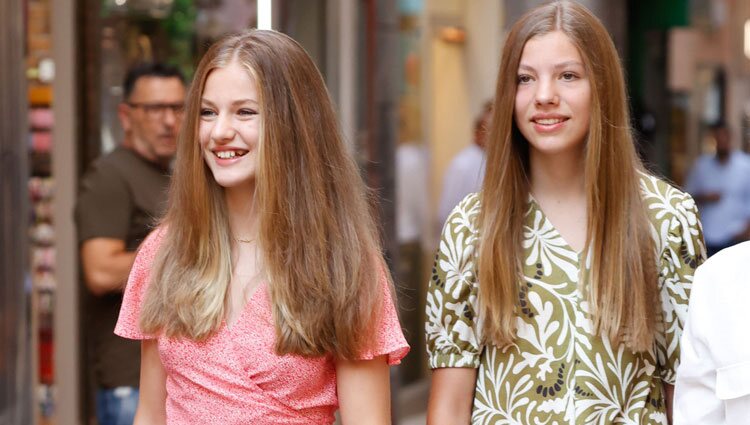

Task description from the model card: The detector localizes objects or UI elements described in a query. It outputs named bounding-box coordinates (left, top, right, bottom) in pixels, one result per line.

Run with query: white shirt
left=396, top=143, right=429, bottom=244
left=684, top=152, right=750, bottom=246
left=674, top=241, right=750, bottom=425
left=437, top=144, right=486, bottom=228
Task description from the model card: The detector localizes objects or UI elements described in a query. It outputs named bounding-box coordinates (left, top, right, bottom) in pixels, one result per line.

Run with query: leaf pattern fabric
left=426, top=174, right=705, bottom=424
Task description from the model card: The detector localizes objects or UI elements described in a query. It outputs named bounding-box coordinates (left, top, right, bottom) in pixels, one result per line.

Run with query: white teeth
left=535, top=118, right=564, bottom=125
left=216, top=151, right=239, bottom=159
left=216, top=151, right=236, bottom=159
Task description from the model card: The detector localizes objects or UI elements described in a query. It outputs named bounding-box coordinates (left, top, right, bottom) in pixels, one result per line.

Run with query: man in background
left=74, top=62, right=185, bottom=425
left=437, top=101, right=492, bottom=229
left=685, top=122, right=750, bottom=257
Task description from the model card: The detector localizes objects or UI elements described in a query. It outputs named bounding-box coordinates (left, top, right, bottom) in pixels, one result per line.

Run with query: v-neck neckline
left=223, top=281, right=265, bottom=332
left=527, top=194, right=585, bottom=259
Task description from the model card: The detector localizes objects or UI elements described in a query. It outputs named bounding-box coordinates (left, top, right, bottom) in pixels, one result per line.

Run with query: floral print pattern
left=426, top=174, right=705, bottom=424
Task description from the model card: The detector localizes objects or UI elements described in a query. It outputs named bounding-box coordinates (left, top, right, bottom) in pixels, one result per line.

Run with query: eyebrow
left=518, top=61, right=585, bottom=72
left=200, top=98, right=258, bottom=107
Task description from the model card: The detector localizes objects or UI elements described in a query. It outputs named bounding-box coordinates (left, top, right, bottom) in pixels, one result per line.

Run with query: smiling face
left=199, top=61, right=261, bottom=191
left=514, top=30, right=591, bottom=158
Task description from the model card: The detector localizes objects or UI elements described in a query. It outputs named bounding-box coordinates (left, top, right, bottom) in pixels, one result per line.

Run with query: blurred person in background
left=436, top=100, right=492, bottom=228
left=115, top=30, right=408, bottom=424
left=685, top=122, right=750, bottom=257
left=425, top=1, right=704, bottom=423
left=74, top=62, right=186, bottom=425
left=395, top=105, right=430, bottom=385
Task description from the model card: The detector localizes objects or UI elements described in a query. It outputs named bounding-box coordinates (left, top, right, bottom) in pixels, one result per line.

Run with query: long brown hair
left=140, top=30, right=387, bottom=358
left=478, top=1, right=657, bottom=352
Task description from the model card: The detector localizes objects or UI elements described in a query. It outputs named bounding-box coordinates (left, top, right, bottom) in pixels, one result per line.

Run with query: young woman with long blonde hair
left=425, top=2, right=704, bottom=423
left=115, top=30, right=408, bottom=424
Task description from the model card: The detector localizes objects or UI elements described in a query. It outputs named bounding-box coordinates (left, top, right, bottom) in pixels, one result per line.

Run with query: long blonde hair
left=478, top=1, right=657, bottom=352
left=140, top=30, right=387, bottom=358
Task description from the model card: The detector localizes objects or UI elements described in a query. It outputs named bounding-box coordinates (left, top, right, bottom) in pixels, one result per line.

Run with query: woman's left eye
left=561, top=72, right=577, bottom=81
left=238, top=108, right=258, bottom=117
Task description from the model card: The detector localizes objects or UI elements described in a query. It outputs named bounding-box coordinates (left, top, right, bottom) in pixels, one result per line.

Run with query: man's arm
left=81, top=237, right=136, bottom=296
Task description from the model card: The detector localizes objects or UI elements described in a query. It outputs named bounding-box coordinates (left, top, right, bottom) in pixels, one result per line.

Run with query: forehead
left=202, top=62, right=259, bottom=100
left=130, top=76, right=186, bottom=102
left=519, top=30, right=583, bottom=67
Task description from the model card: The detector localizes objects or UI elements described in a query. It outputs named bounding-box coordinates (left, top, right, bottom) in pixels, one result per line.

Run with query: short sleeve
left=74, top=161, right=132, bottom=243
left=114, top=227, right=166, bottom=340
left=426, top=193, right=483, bottom=369
left=656, top=191, right=706, bottom=384
left=357, top=268, right=410, bottom=365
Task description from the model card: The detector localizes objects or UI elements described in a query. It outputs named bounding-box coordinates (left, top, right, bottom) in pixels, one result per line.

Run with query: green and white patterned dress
left=426, top=174, right=705, bottom=424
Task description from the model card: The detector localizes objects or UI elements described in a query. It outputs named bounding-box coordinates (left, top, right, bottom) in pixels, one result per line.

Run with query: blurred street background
left=2, top=0, right=750, bottom=424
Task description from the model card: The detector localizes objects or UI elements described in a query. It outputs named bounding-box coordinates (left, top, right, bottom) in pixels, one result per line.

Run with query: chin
left=529, top=137, right=584, bottom=154
left=212, top=175, right=256, bottom=189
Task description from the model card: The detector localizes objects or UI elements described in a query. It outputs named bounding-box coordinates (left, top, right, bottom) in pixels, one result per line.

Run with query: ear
left=118, top=102, right=132, bottom=132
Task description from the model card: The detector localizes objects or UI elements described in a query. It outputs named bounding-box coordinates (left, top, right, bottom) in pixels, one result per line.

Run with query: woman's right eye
left=517, top=74, right=532, bottom=84
left=200, top=108, right=216, bottom=117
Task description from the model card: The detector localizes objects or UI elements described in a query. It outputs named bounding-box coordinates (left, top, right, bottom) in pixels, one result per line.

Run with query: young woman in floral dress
left=426, top=2, right=705, bottom=424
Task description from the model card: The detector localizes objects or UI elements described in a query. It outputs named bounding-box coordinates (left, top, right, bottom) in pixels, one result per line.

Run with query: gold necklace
left=234, top=237, right=255, bottom=244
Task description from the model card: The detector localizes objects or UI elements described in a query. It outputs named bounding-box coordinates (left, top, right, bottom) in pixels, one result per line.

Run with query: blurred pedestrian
left=684, top=122, right=750, bottom=256
left=395, top=125, right=429, bottom=385
left=75, top=62, right=186, bottom=425
left=436, top=101, right=492, bottom=228
left=115, top=30, right=408, bottom=424
left=675, top=241, right=750, bottom=424
left=425, top=2, right=705, bottom=423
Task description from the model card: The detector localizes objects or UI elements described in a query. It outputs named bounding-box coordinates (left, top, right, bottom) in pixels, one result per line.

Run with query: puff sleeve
left=426, top=193, right=483, bottom=369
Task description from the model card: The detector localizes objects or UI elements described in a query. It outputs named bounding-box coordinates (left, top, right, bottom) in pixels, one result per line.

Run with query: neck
left=529, top=148, right=586, bottom=200
left=122, top=137, right=169, bottom=169
left=224, top=183, right=258, bottom=241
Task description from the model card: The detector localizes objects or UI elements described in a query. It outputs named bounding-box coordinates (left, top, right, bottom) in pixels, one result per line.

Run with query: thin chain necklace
left=234, top=237, right=255, bottom=244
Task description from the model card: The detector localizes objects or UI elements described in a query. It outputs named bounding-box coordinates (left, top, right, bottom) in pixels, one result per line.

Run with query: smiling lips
left=531, top=115, right=569, bottom=133
left=213, top=149, right=249, bottom=161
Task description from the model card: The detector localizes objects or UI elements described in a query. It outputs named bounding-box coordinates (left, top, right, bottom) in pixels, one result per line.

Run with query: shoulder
left=448, top=192, right=481, bottom=220
left=688, top=154, right=714, bottom=171
left=80, top=148, right=133, bottom=185
left=137, top=226, right=168, bottom=259
left=125, top=227, right=167, bottom=294
left=397, top=144, right=427, bottom=168
left=693, top=154, right=713, bottom=165
left=441, top=193, right=481, bottom=243
left=450, top=145, right=483, bottom=167
left=695, top=241, right=750, bottom=284
left=639, top=172, right=698, bottom=225
left=686, top=242, right=750, bottom=338
left=91, top=147, right=134, bottom=169
left=737, top=151, right=750, bottom=168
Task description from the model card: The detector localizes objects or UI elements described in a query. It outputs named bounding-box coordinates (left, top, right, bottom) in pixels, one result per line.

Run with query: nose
left=535, top=77, right=559, bottom=106
left=163, top=108, right=180, bottom=127
left=211, top=113, right=236, bottom=143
